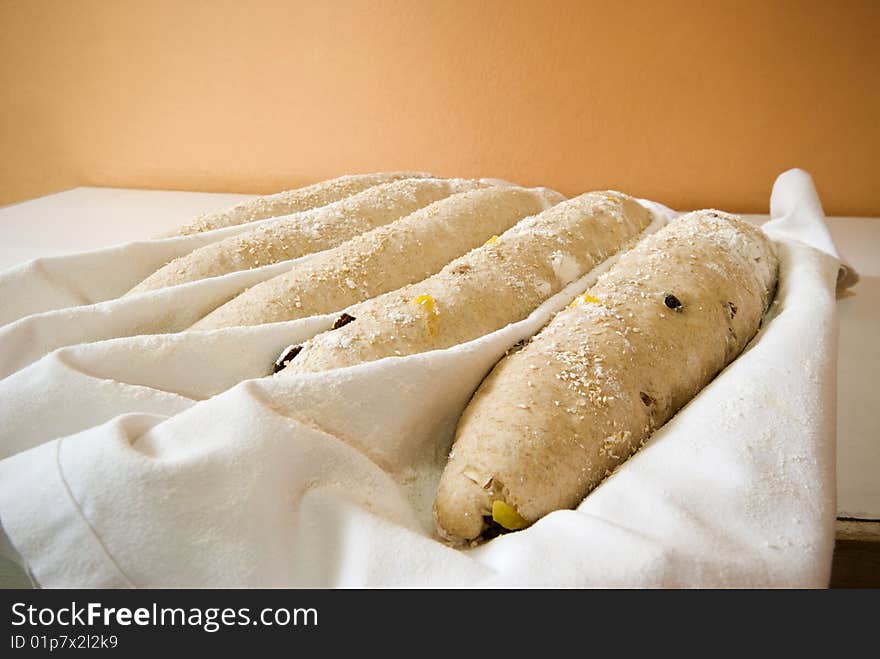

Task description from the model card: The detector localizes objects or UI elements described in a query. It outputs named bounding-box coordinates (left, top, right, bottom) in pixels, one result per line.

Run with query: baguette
left=279, top=192, right=653, bottom=374
left=171, top=171, right=429, bottom=236
left=129, top=177, right=476, bottom=295
left=433, top=210, right=778, bottom=544
left=192, top=185, right=563, bottom=330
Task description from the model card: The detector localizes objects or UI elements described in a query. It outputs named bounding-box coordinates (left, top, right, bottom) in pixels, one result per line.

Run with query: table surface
left=1, top=187, right=878, bottom=522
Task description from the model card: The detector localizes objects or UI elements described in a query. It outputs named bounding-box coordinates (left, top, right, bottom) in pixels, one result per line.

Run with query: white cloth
left=0, top=170, right=845, bottom=587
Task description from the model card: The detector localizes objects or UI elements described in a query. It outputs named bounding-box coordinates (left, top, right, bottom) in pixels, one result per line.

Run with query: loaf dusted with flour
left=129, top=177, right=477, bottom=295
left=434, top=210, right=778, bottom=544
left=280, top=192, right=654, bottom=374
left=169, top=171, right=428, bottom=236
left=191, top=185, right=564, bottom=330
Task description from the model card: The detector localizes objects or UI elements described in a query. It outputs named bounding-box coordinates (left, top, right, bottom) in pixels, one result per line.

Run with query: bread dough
left=282, top=192, right=652, bottom=374
left=128, top=177, right=477, bottom=295
left=433, top=210, right=778, bottom=543
left=169, top=171, right=429, bottom=236
left=191, top=186, right=564, bottom=330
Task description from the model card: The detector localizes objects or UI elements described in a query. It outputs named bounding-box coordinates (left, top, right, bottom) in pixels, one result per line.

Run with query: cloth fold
left=0, top=170, right=848, bottom=587
left=764, top=168, right=858, bottom=290
left=0, top=212, right=301, bottom=326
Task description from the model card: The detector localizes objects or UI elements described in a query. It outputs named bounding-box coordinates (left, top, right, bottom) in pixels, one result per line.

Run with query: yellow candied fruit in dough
left=413, top=294, right=440, bottom=335
left=567, top=293, right=600, bottom=309
left=413, top=294, right=438, bottom=314
left=483, top=234, right=499, bottom=246
left=491, top=500, right=529, bottom=531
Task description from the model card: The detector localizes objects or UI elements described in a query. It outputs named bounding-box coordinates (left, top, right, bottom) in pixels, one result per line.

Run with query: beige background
left=1, top=0, right=878, bottom=215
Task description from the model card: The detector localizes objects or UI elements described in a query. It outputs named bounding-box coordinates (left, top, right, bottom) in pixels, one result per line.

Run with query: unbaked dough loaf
left=191, top=186, right=564, bottom=330
left=129, top=177, right=477, bottom=295
left=170, top=171, right=429, bottom=236
left=280, top=192, right=653, bottom=374
left=433, top=210, right=778, bottom=543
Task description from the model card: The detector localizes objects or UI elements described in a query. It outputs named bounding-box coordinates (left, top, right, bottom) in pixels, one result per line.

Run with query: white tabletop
left=1, top=187, right=878, bottom=521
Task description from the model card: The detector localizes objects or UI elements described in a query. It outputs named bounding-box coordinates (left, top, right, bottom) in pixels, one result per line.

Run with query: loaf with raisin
left=433, top=210, right=778, bottom=544
left=278, top=191, right=654, bottom=374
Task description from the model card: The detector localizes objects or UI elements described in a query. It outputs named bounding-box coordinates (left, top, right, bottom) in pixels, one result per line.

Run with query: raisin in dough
left=433, top=210, right=778, bottom=543
left=280, top=192, right=652, bottom=374
left=191, top=186, right=564, bottom=330
left=128, top=177, right=477, bottom=295
left=170, top=171, right=428, bottom=236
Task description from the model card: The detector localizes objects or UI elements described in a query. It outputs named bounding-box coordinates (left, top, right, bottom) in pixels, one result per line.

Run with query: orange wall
left=1, top=0, right=878, bottom=215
